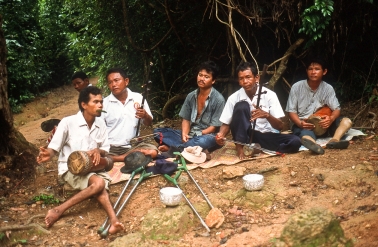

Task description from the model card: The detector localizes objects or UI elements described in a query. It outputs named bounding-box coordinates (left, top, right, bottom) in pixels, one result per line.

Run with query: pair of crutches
left=163, top=152, right=223, bottom=232
left=97, top=166, right=152, bottom=238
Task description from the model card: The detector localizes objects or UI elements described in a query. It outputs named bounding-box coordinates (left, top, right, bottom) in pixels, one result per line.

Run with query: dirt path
left=1, top=85, right=378, bottom=246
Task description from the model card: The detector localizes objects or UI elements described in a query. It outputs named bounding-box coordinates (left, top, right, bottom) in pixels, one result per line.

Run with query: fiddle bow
left=135, top=62, right=153, bottom=137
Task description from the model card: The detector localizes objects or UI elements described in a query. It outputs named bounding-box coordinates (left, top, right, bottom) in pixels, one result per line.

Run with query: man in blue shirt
left=154, top=61, right=225, bottom=155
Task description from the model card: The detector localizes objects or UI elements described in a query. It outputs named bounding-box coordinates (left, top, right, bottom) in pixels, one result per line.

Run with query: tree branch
left=121, top=0, right=173, bottom=53
left=268, top=38, right=305, bottom=89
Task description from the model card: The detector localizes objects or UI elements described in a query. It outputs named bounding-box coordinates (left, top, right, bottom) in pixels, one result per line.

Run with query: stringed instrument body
left=306, top=105, right=332, bottom=136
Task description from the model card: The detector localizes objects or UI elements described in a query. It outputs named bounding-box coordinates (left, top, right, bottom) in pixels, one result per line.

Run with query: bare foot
left=108, top=221, right=125, bottom=234
left=203, top=149, right=211, bottom=161
left=158, top=145, right=169, bottom=152
left=45, top=208, right=62, bottom=227
left=235, top=144, right=246, bottom=160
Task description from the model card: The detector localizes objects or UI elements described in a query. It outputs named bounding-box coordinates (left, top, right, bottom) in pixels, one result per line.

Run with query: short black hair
left=305, top=57, right=328, bottom=70
left=106, top=67, right=128, bottom=81
left=197, top=61, right=220, bottom=80
left=71, top=71, right=88, bottom=81
left=78, top=86, right=102, bottom=112
left=236, top=62, right=258, bottom=76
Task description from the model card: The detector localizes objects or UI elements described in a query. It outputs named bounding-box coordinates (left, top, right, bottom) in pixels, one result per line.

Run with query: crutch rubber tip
left=100, top=230, right=108, bottom=239
left=97, top=227, right=104, bottom=235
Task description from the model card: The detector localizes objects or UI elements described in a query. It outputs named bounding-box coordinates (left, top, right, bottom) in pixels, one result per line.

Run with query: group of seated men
left=36, top=58, right=352, bottom=233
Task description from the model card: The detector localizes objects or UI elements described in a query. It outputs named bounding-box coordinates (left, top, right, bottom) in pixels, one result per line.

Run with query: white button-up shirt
left=219, top=86, right=284, bottom=133
left=48, top=112, right=110, bottom=175
left=101, top=88, right=153, bottom=147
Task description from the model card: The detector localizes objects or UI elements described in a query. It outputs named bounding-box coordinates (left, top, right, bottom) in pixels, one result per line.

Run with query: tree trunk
left=161, top=94, right=187, bottom=119
left=268, top=38, right=305, bottom=89
left=0, top=15, right=37, bottom=197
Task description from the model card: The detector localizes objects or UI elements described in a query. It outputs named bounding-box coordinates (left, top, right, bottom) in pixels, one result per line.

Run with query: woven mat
left=107, top=129, right=365, bottom=184
left=107, top=142, right=275, bottom=184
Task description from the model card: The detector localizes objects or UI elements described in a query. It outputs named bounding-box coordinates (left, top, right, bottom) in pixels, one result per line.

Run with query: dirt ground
left=1, top=84, right=378, bottom=246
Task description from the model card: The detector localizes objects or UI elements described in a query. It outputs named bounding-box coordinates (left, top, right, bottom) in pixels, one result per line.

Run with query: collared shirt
left=179, top=88, right=225, bottom=136
left=219, top=86, right=284, bottom=133
left=286, top=80, right=340, bottom=119
left=101, top=88, right=153, bottom=147
left=48, top=112, right=110, bottom=175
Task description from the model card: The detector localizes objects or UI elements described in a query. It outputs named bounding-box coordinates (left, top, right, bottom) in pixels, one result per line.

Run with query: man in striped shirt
left=286, top=58, right=352, bottom=154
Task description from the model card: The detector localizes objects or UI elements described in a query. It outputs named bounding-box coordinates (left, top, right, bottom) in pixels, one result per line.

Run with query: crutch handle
left=163, top=171, right=182, bottom=185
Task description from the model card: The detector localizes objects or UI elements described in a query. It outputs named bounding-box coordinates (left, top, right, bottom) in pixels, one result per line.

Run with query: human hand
left=250, top=106, right=269, bottom=121
left=215, top=133, right=225, bottom=146
left=301, top=119, right=315, bottom=130
left=182, top=133, right=189, bottom=143
left=87, top=148, right=101, bottom=166
left=319, top=115, right=332, bottom=129
left=36, top=147, right=51, bottom=164
left=135, top=108, right=147, bottom=119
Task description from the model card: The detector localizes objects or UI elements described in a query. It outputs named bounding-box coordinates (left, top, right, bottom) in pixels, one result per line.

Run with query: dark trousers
left=230, top=101, right=301, bottom=153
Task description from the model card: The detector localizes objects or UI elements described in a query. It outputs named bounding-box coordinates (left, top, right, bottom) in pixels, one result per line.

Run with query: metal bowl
left=243, top=174, right=264, bottom=191
left=159, top=187, right=182, bottom=206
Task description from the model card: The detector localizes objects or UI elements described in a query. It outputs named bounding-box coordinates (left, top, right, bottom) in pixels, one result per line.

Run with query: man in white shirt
left=37, top=86, right=124, bottom=234
left=215, top=62, right=301, bottom=159
left=102, top=67, right=158, bottom=162
left=41, top=71, right=93, bottom=141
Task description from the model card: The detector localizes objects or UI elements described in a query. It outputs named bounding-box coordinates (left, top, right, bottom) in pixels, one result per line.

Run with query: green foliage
left=32, top=194, right=60, bottom=204
left=299, top=0, right=334, bottom=46
left=9, top=98, right=23, bottom=114
left=15, top=239, right=28, bottom=244
left=1, top=0, right=377, bottom=117
left=1, top=0, right=74, bottom=112
left=0, top=232, right=4, bottom=240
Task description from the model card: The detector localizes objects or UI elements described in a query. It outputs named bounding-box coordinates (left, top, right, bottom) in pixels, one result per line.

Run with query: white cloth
left=219, top=86, right=284, bottom=133
left=102, top=88, right=153, bottom=148
left=286, top=80, right=340, bottom=119
left=48, top=112, right=110, bottom=175
left=299, top=128, right=365, bottom=151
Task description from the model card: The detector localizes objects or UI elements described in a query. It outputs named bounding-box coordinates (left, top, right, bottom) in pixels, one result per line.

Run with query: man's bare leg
left=158, top=145, right=169, bottom=152
left=110, top=148, right=158, bottom=162
left=94, top=188, right=125, bottom=234
left=45, top=175, right=105, bottom=227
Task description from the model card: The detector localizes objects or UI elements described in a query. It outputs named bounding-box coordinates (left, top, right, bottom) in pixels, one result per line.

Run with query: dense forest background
left=1, top=0, right=377, bottom=120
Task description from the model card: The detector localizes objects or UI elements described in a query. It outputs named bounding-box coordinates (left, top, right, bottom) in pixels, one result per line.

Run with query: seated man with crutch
left=215, top=62, right=301, bottom=159
left=36, top=86, right=124, bottom=234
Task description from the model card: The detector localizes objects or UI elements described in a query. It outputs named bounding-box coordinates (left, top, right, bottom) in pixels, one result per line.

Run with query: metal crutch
left=174, top=153, right=216, bottom=210
left=163, top=171, right=211, bottom=232
left=97, top=165, right=145, bottom=234
left=100, top=169, right=153, bottom=238
left=174, top=153, right=225, bottom=228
